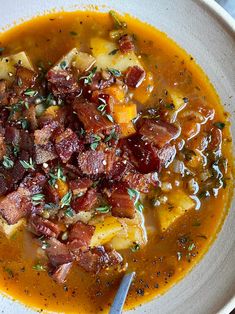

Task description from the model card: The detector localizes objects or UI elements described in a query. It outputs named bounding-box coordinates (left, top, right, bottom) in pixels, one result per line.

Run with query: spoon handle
left=109, top=272, right=135, bottom=314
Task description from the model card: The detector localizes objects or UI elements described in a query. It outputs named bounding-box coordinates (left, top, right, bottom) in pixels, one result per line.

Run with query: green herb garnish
left=61, top=191, right=72, bottom=208
left=213, top=122, right=225, bottom=130
left=60, top=61, right=67, bottom=70
left=24, top=89, right=38, bottom=97
left=32, top=263, right=46, bottom=272
left=108, top=68, right=122, bottom=77
left=2, top=156, right=14, bottom=169
left=131, top=243, right=140, bottom=252
left=20, top=118, right=29, bottom=130
left=188, top=243, right=196, bottom=251
left=96, top=205, right=111, bottom=213
left=31, top=193, right=45, bottom=205
left=20, top=158, right=35, bottom=171
left=80, top=67, right=97, bottom=85
left=104, top=129, right=118, bottom=142
left=64, top=207, right=74, bottom=218
left=106, top=114, right=114, bottom=123
left=127, top=188, right=144, bottom=212
left=49, top=166, right=66, bottom=187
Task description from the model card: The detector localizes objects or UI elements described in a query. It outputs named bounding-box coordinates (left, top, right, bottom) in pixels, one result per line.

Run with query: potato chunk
left=0, top=51, right=34, bottom=81
left=52, top=48, right=96, bottom=73
left=0, top=217, right=25, bottom=239
left=157, top=190, right=195, bottom=232
left=90, top=37, right=143, bottom=71
left=90, top=212, right=147, bottom=250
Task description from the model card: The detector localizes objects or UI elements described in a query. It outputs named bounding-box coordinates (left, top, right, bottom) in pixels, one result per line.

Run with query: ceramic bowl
left=0, top=0, right=234, bottom=313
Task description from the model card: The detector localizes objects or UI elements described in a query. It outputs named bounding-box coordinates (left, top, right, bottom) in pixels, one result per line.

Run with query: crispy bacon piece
left=50, top=262, right=72, bottom=284
left=46, top=238, right=73, bottom=267
left=123, top=171, right=159, bottom=193
left=73, top=100, right=114, bottom=134
left=44, top=184, right=60, bottom=204
left=125, top=66, right=145, bottom=88
left=35, top=142, right=58, bottom=164
left=67, top=221, right=95, bottom=253
left=34, top=121, right=59, bottom=146
left=47, top=68, right=81, bottom=99
left=78, top=149, right=115, bottom=176
left=0, top=187, right=31, bottom=224
left=157, top=144, right=176, bottom=169
left=71, top=189, right=97, bottom=213
left=69, top=178, right=93, bottom=195
left=208, top=127, right=222, bottom=152
left=76, top=246, right=123, bottom=273
left=20, top=173, right=46, bottom=195
left=28, top=215, right=60, bottom=238
left=107, top=160, right=131, bottom=181
left=0, top=80, right=8, bottom=105
left=11, top=66, right=37, bottom=100
left=87, top=71, right=115, bottom=91
left=55, top=128, right=82, bottom=163
left=4, top=126, right=20, bottom=146
left=138, top=119, right=180, bottom=148
left=109, top=184, right=135, bottom=219
left=126, top=134, right=161, bottom=173
left=118, top=34, right=135, bottom=53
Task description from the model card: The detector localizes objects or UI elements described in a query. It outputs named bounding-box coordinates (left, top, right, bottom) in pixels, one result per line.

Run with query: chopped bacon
left=5, top=126, right=20, bottom=146
left=157, top=144, right=176, bottom=169
left=35, top=142, right=58, bottom=164
left=44, top=184, right=60, bottom=204
left=125, top=66, right=145, bottom=88
left=126, top=134, right=161, bottom=173
left=34, top=121, right=59, bottom=146
left=138, top=119, right=180, bottom=148
left=67, top=221, right=95, bottom=253
left=109, top=184, right=135, bottom=219
left=0, top=187, right=31, bottom=224
left=108, top=160, right=131, bottom=181
left=87, top=71, right=115, bottom=91
left=76, top=246, right=123, bottom=273
left=123, top=171, right=159, bottom=193
left=78, top=149, right=116, bottom=176
left=71, top=189, right=97, bottom=213
left=55, top=128, right=83, bottom=163
left=20, top=173, right=46, bottom=195
left=13, top=66, right=37, bottom=97
left=46, top=238, right=73, bottom=267
left=47, top=68, right=81, bottom=99
left=73, top=100, right=114, bottom=134
left=118, top=34, right=135, bottom=53
left=208, top=127, right=222, bottom=152
left=69, top=178, right=93, bottom=195
left=0, top=80, right=8, bottom=105
left=50, top=262, right=72, bottom=284
left=28, top=215, right=60, bottom=238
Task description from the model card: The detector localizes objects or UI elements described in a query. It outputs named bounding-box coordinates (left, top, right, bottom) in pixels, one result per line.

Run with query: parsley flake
left=96, top=205, right=111, bottom=213
left=79, top=67, right=97, bottom=85
left=2, top=156, right=14, bottom=169
left=24, top=89, right=38, bottom=97
left=108, top=68, right=122, bottom=77
left=20, top=158, right=35, bottom=171
left=61, top=191, right=72, bottom=208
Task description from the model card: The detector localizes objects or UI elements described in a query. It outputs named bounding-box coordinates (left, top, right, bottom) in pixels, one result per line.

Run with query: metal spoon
left=109, top=272, right=135, bottom=314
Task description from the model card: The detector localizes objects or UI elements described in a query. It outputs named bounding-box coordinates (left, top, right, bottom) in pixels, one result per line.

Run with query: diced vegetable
left=90, top=37, right=143, bottom=71
left=52, top=48, right=96, bottom=73
left=43, top=105, right=60, bottom=118
left=156, top=190, right=195, bottom=232
left=0, top=51, right=34, bottom=81
left=0, top=217, right=25, bottom=239
left=103, top=85, right=125, bottom=103
left=120, top=122, right=136, bottom=137
left=90, top=216, right=123, bottom=247
left=110, top=212, right=147, bottom=250
left=57, top=179, right=69, bottom=198
left=112, top=102, right=137, bottom=124
left=133, top=72, right=154, bottom=103
left=170, top=91, right=187, bottom=111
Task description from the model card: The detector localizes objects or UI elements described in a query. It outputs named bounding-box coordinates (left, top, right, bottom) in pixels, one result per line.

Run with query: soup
left=0, top=10, right=233, bottom=314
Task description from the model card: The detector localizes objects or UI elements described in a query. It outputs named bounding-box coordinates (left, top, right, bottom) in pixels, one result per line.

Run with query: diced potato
left=90, top=216, right=123, bottom=247
left=52, top=48, right=96, bottom=72
left=0, top=217, right=25, bottom=239
left=120, top=122, right=136, bottom=138
left=90, top=212, right=147, bottom=250
left=133, top=72, right=154, bottom=103
left=56, top=179, right=69, bottom=198
left=0, top=51, right=34, bottom=81
left=110, top=212, right=147, bottom=250
left=90, top=37, right=143, bottom=71
left=157, top=190, right=195, bottom=232
left=113, top=102, right=137, bottom=124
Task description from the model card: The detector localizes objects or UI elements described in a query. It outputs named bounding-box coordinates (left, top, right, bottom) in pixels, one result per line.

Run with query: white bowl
left=0, top=1, right=234, bottom=313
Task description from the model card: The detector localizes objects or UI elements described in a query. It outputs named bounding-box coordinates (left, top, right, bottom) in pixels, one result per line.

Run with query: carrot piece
left=133, top=72, right=153, bottom=104
left=113, top=102, right=137, bottom=124
left=57, top=179, right=69, bottom=198
left=44, top=105, right=60, bottom=118
left=120, top=122, right=136, bottom=137
left=103, top=85, right=125, bottom=103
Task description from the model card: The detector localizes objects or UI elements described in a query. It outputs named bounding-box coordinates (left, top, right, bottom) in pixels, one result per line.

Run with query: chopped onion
left=173, top=159, right=185, bottom=175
